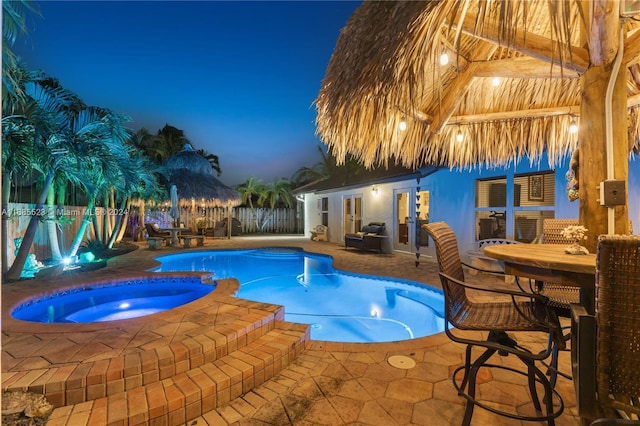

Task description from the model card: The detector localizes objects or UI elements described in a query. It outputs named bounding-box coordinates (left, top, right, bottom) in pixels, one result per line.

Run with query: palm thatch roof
left=167, top=169, right=241, bottom=208
left=162, top=144, right=241, bottom=208
left=315, top=0, right=640, bottom=170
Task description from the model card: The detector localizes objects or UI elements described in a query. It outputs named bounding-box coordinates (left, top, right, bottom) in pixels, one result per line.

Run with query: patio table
left=160, top=227, right=188, bottom=247
left=483, top=243, right=596, bottom=313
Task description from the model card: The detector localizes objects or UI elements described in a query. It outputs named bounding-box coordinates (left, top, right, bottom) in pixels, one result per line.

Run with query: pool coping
left=2, top=245, right=449, bottom=348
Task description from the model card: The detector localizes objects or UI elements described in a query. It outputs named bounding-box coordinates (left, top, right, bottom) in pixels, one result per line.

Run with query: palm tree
left=155, top=124, right=190, bottom=160
left=291, top=145, right=366, bottom=188
left=195, top=148, right=222, bottom=176
left=265, top=178, right=293, bottom=209
left=236, top=176, right=266, bottom=210
left=236, top=177, right=294, bottom=232
left=2, top=67, right=84, bottom=280
left=130, top=128, right=163, bottom=163
left=65, top=108, right=133, bottom=258
left=236, top=177, right=267, bottom=231
left=2, top=0, right=39, bottom=104
left=106, top=150, right=162, bottom=249
left=291, top=145, right=332, bottom=186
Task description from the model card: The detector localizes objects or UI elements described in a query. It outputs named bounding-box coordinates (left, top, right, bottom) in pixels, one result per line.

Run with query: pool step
left=45, top=321, right=309, bottom=425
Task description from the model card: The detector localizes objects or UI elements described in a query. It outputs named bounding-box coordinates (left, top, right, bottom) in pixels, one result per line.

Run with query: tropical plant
left=130, top=127, right=162, bottom=163
left=64, top=108, right=135, bottom=258
left=155, top=124, right=191, bottom=160
left=2, top=71, right=89, bottom=279
left=195, top=148, right=221, bottom=176
left=236, top=177, right=293, bottom=232
left=2, top=0, right=39, bottom=104
left=105, top=149, right=162, bottom=249
left=291, top=145, right=366, bottom=188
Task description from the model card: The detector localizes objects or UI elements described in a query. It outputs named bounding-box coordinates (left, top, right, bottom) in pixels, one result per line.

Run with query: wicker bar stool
left=424, top=222, right=564, bottom=425
left=540, top=219, right=582, bottom=314
left=571, top=234, right=640, bottom=425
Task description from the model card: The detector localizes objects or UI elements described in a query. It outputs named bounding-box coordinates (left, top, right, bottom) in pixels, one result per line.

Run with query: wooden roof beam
left=623, top=29, right=640, bottom=66
left=427, top=43, right=498, bottom=134
left=448, top=105, right=576, bottom=125
left=474, top=57, right=580, bottom=79
left=410, top=93, right=639, bottom=125
left=453, top=11, right=589, bottom=74
left=442, top=94, right=639, bottom=125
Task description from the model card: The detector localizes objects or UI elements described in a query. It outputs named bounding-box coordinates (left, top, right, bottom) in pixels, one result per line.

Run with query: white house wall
left=302, top=154, right=639, bottom=258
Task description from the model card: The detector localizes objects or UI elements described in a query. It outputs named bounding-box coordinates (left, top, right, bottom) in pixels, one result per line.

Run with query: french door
left=393, top=187, right=430, bottom=253
left=342, top=194, right=362, bottom=237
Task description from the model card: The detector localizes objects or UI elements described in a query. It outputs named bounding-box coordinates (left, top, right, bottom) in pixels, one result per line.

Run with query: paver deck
left=3, top=235, right=579, bottom=425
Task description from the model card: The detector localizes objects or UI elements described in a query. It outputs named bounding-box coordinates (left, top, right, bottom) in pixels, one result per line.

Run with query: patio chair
left=205, top=221, right=227, bottom=239
left=571, top=234, right=640, bottom=424
left=533, top=218, right=582, bottom=385
left=310, top=224, right=328, bottom=241
left=540, top=219, right=582, bottom=315
left=423, top=222, right=564, bottom=425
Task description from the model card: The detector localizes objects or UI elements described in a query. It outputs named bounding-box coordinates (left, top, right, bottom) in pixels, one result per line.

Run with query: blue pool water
left=151, top=248, right=445, bottom=343
left=11, top=276, right=214, bottom=323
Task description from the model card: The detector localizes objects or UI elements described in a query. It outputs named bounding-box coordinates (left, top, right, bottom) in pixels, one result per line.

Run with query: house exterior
left=297, top=154, right=640, bottom=261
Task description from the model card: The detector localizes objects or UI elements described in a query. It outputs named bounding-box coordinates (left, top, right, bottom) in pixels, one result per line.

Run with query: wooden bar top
left=483, top=244, right=596, bottom=276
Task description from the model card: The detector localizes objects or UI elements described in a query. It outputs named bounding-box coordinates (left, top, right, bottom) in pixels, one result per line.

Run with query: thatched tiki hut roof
left=315, top=0, right=640, bottom=251
left=162, top=144, right=241, bottom=208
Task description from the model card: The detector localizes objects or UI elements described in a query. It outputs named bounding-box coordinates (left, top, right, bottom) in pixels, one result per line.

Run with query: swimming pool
left=152, top=248, right=445, bottom=343
left=11, top=276, right=215, bottom=323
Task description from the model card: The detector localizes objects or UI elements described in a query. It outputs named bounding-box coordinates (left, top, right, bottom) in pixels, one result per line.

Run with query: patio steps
left=42, top=320, right=309, bottom=425
left=2, top=278, right=311, bottom=426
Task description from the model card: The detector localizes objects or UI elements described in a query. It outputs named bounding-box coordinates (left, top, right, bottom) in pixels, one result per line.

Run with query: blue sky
left=14, top=1, right=361, bottom=186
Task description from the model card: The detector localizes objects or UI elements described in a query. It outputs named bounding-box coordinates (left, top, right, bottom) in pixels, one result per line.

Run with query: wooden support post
left=578, top=3, right=629, bottom=253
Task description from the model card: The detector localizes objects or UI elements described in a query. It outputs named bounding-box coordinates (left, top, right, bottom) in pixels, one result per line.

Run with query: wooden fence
left=3, top=203, right=303, bottom=269
left=144, top=206, right=303, bottom=234
left=3, top=203, right=106, bottom=268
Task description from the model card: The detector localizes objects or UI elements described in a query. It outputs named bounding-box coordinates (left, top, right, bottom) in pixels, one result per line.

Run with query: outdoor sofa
left=345, top=222, right=386, bottom=253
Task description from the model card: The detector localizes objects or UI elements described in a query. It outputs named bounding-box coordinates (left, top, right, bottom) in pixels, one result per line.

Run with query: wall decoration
left=528, top=175, right=544, bottom=201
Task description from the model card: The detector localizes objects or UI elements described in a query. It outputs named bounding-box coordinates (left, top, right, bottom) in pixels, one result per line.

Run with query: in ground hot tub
left=11, top=276, right=215, bottom=323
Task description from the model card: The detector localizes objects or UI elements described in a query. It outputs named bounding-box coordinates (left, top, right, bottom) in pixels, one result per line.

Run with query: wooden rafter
left=453, top=10, right=590, bottom=73
left=427, top=43, right=498, bottom=134
left=448, top=105, right=576, bottom=125
left=473, top=57, right=581, bottom=79
left=623, top=29, right=640, bottom=66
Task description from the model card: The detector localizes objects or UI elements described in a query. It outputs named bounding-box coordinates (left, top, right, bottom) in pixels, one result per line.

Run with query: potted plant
left=561, top=225, right=589, bottom=255
left=196, top=218, right=207, bottom=234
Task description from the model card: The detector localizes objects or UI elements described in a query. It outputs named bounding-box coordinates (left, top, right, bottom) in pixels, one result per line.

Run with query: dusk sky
left=14, top=1, right=362, bottom=186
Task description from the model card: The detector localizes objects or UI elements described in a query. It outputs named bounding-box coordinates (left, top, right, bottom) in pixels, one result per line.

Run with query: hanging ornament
left=415, top=178, right=422, bottom=267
